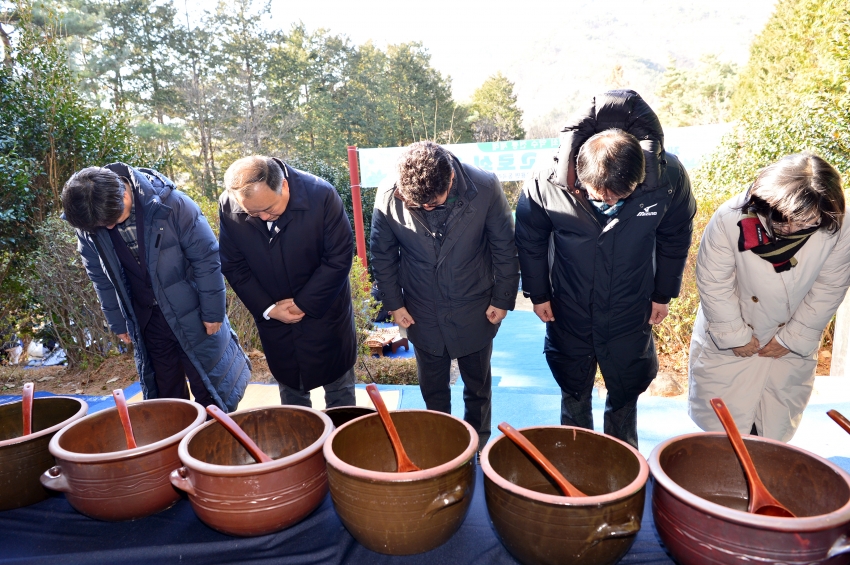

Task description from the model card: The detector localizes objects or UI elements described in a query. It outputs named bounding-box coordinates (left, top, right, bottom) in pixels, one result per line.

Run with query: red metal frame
left=347, top=146, right=368, bottom=269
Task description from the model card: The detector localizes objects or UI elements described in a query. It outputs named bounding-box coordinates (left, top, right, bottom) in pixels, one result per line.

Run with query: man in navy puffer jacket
left=62, top=163, right=250, bottom=411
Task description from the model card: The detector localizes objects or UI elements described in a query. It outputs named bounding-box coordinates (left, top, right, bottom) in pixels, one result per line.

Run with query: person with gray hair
left=689, top=152, right=850, bottom=441
left=515, top=90, right=696, bottom=448
left=218, top=156, right=357, bottom=408
left=61, top=163, right=250, bottom=411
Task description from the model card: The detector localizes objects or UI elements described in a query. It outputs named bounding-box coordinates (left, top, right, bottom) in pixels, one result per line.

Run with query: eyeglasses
left=408, top=196, right=449, bottom=211
left=769, top=209, right=821, bottom=234
left=772, top=219, right=821, bottom=234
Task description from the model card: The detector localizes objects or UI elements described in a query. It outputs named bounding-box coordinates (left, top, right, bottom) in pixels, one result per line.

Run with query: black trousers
left=414, top=341, right=493, bottom=449
left=545, top=341, right=639, bottom=449
left=141, top=306, right=213, bottom=407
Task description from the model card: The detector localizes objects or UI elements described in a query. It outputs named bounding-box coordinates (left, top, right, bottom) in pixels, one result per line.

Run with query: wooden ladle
left=365, top=383, right=420, bottom=472
left=113, top=389, right=137, bottom=449
left=22, top=382, right=34, bottom=436
left=710, top=398, right=794, bottom=517
left=828, top=410, right=850, bottom=435
left=206, top=405, right=272, bottom=464
left=498, top=422, right=586, bottom=497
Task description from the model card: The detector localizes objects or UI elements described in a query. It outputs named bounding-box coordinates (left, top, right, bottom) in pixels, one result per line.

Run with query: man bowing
left=219, top=156, right=357, bottom=408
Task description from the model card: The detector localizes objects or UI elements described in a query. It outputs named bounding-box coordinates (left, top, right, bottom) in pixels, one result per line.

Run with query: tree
left=655, top=55, right=738, bottom=128
left=731, top=0, right=849, bottom=117
left=0, top=1, right=139, bottom=357
left=178, top=3, right=221, bottom=198
left=207, top=0, right=270, bottom=156
left=267, top=24, right=354, bottom=163
left=384, top=42, right=469, bottom=146
left=467, top=72, right=525, bottom=142
left=694, top=0, right=850, bottom=197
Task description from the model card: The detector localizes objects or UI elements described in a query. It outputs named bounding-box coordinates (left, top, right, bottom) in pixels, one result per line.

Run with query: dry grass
left=235, top=351, right=420, bottom=386
left=0, top=354, right=138, bottom=395
left=355, top=355, right=419, bottom=385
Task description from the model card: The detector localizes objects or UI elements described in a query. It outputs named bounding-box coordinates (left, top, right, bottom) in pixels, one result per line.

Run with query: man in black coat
left=515, top=90, right=696, bottom=448
left=219, top=156, right=357, bottom=407
left=371, top=141, right=520, bottom=448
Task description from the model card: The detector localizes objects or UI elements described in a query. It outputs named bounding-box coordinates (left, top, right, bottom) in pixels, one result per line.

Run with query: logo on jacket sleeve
left=637, top=203, right=658, bottom=217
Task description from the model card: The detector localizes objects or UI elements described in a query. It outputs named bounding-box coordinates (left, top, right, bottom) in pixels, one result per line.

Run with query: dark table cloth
left=0, top=467, right=675, bottom=564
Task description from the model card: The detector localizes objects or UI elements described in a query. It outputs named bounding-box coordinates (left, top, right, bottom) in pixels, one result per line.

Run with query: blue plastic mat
left=0, top=382, right=143, bottom=414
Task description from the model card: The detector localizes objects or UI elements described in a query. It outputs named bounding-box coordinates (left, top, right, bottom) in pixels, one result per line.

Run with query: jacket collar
left=105, top=162, right=173, bottom=222
left=275, top=160, right=310, bottom=213
left=391, top=153, right=478, bottom=208
left=224, top=159, right=308, bottom=238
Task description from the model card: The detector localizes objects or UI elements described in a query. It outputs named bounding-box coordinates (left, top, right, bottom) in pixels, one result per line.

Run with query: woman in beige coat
left=689, top=153, right=850, bottom=441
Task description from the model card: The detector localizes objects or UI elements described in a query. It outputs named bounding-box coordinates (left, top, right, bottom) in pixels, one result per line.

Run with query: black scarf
left=738, top=212, right=818, bottom=272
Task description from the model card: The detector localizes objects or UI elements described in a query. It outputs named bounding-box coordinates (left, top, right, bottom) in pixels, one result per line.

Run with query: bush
left=1, top=4, right=140, bottom=347
left=23, top=215, right=119, bottom=367
left=652, top=191, right=731, bottom=370
left=355, top=355, right=418, bottom=385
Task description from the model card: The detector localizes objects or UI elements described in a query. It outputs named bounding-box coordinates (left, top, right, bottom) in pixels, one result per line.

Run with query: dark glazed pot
left=324, top=410, right=478, bottom=555
left=650, top=433, right=850, bottom=564
left=0, top=396, right=88, bottom=510
left=481, top=426, right=648, bottom=565
left=41, top=398, right=205, bottom=521
left=323, top=406, right=375, bottom=428
left=171, top=405, right=333, bottom=537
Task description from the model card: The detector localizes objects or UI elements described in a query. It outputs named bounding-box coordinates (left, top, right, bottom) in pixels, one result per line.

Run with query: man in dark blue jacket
left=515, top=90, right=696, bottom=448
left=61, top=164, right=250, bottom=411
left=219, top=156, right=357, bottom=408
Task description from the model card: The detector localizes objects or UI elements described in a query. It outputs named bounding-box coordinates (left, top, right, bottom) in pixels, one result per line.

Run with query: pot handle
left=424, top=484, right=467, bottom=518
left=40, top=466, right=71, bottom=493
left=828, top=535, right=850, bottom=559
left=586, top=515, right=642, bottom=543
left=574, top=514, right=642, bottom=560
left=169, top=467, right=196, bottom=496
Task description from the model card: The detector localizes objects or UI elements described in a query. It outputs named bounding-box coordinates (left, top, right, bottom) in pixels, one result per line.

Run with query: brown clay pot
left=481, top=426, right=648, bottom=565
left=0, top=396, right=88, bottom=511
left=650, top=432, right=850, bottom=564
left=171, top=405, right=333, bottom=537
left=324, top=410, right=478, bottom=555
left=41, top=398, right=205, bottom=521
left=323, top=406, right=375, bottom=428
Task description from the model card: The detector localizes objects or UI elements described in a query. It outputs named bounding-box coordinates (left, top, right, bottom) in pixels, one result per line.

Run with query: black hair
left=396, top=141, right=454, bottom=207
left=576, top=129, right=646, bottom=198
left=61, top=167, right=126, bottom=232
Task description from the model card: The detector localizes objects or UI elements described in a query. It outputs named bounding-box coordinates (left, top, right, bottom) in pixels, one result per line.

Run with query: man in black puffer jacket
left=515, top=90, right=696, bottom=448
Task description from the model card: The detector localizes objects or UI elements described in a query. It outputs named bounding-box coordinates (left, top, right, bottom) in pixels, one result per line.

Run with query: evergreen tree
left=655, top=55, right=738, bottom=127
left=384, top=42, right=468, bottom=146
left=695, top=0, right=850, bottom=197
left=208, top=0, right=270, bottom=157
left=467, top=72, right=525, bottom=142
left=731, top=0, right=849, bottom=116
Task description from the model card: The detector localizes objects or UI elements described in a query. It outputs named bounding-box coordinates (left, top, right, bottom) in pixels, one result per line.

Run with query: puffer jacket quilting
left=74, top=165, right=250, bottom=411
left=515, top=90, right=696, bottom=408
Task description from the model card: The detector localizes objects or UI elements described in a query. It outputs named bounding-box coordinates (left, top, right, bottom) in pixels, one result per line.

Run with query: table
left=0, top=467, right=676, bottom=565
